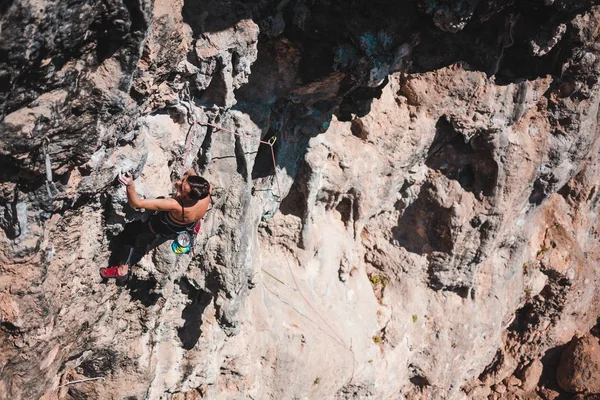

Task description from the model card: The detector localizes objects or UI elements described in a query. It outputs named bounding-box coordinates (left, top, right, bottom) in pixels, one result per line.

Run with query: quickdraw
left=42, top=137, right=60, bottom=201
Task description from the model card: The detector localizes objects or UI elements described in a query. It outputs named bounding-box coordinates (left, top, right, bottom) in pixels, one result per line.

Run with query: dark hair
left=186, top=176, right=210, bottom=200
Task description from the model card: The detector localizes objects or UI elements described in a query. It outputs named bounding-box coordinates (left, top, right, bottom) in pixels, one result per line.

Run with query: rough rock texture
left=1, top=0, right=600, bottom=399
left=557, top=334, right=600, bottom=394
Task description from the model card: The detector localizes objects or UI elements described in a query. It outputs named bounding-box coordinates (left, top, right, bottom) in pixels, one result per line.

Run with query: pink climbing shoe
left=100, top=266, right=129, bottom=281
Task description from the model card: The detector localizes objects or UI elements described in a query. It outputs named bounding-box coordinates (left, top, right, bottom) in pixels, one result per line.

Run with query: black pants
left=108, top=220, right=172, bottom=267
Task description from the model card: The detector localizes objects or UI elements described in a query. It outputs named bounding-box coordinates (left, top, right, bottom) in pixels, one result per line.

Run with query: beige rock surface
left=1, top=1, right=600, bottom=400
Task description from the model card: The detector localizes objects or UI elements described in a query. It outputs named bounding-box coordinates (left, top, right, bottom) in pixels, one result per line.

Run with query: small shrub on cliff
left=369, top=274, right=389, bottom=289
left=536, top=245, right=549, bottom=257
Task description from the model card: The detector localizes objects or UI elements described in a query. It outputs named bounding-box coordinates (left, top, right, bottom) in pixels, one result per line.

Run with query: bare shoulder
left=194, top=196, right=210, bottom=217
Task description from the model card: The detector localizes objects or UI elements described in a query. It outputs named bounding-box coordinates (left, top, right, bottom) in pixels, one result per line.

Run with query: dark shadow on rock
left=182, top=0, right=252, bottom=37
left=507, top=302, right=539, bottom=335
left=195, top=64, right=229, bottom=108
left=78, top=348, right=119, bottom=378
left=177, top=277, right=212, bottom=350
left=124, top=274, right=160, bottom=307
left=336, top=197, right=353, bottom=226
left=507, top=272, right=570, bottom=336
left=234, top=40, right=301, bottom=106
left=538, top=342, right=571, bottom=398
left=591, top=317, right=600, bottom=338
left=491, top=9, right=571, bottom=85
left=279, top=158, right=308, bottom=219
left=234, top=134, right=250, bottom=181
left=409, top=375, right=430, bottom=388
left=529, top=174, right=559, bottom=205
left=195, top=123, right=214, bottom=175
left=392, top=182, right=454, bottom=255
left=0, top=154, right=24, bottom=184
left=0, top=0, right=14, bottom=16
left=478, top=349, right=504, bottom=381
left=426, top=116, right=498, bottom=197
left=335, top=78, right=387, bottom=122
left=93, top=6, right=132, bottom=64
left=86, top=0, right=149, bottom=66
left=250, top=127, right=281, bottom=180
left=0, top=184, right=22, bottom=240
left=410, top=3, right=576, bottom=84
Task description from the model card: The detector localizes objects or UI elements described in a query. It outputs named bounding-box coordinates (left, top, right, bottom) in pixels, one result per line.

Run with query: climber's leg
left=103, top=220, right=152, bottom=280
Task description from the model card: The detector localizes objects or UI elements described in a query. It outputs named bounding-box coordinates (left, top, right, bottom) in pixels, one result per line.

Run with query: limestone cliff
left=1, top=0, right=600, bottom=399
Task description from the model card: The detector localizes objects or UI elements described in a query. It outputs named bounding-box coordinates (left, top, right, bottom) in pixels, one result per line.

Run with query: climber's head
left=176, top=175, right=210, bottom=200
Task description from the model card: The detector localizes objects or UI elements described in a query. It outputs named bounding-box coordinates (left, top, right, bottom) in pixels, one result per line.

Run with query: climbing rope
left=56, top=377, right=106, bottom=389
left=181, top=120, right=281, bottom=197
left=182, top=117, right=357, bottom=383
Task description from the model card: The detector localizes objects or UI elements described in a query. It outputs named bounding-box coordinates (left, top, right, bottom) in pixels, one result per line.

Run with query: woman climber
left=100, top=169, right=212, bottom=281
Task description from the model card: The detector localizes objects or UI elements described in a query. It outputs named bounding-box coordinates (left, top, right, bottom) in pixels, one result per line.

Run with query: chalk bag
left=172, top=231, right=192, bottom=254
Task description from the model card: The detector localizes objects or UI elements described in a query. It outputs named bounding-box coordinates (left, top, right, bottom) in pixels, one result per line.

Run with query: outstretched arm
left=120, top=173, right=179, bottom=212
left=127, top=188, right=179, bottom=211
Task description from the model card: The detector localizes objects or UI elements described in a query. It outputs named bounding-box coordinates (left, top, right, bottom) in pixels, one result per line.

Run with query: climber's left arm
left=119, top=172, right=179, bottom=212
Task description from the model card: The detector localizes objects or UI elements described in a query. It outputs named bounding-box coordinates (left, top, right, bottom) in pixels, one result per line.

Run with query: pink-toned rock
left=557, top=334, right=600, bottom=393
left=2, top=1, right=600, bottom=400
left=520, top=360, right=543, bottom=392
left=0, top=293, right=22, bottom=329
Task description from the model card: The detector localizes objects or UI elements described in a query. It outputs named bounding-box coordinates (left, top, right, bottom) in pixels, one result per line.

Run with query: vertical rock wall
left=1, top=0, right=600, bottom=399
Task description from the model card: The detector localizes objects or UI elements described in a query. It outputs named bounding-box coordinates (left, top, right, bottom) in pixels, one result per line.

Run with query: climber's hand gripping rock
left=118, top=171, right=134, bottom=187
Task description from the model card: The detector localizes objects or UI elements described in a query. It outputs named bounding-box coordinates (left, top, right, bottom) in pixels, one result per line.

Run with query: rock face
left=557, top=335, right=600, bottom=394
left=1, top=0, right=600, bottom=399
